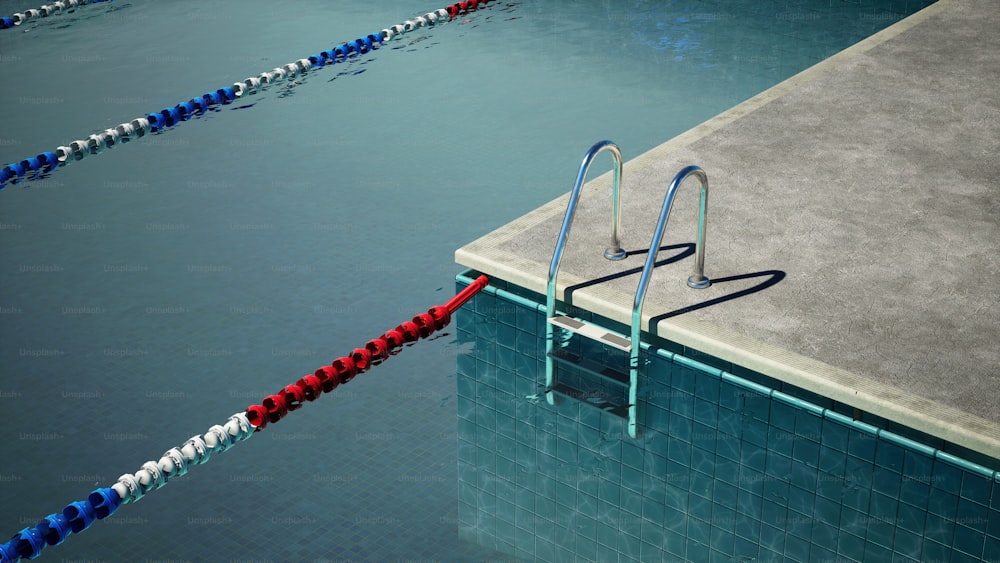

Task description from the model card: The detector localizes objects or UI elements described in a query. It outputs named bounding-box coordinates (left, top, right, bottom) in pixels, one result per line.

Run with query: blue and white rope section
left=0, top=0, right=111, bottom=30
left=0, top=413, right=255, bottom=562
left=0, top=1, right=497, bottom=188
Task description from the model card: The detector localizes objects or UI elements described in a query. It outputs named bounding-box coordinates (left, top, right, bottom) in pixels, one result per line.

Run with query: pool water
left=0, top=0, right=936, bottom=560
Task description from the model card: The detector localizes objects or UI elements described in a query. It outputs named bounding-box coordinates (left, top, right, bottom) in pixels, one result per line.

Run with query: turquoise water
left=0, top=0, right=940, bottom=560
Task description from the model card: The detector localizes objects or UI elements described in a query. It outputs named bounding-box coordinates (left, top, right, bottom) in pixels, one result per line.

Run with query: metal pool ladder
left=545, top=140, right=711, bottom=439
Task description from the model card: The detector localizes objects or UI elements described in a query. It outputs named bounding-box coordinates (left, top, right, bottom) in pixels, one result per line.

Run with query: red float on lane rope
left=244, top=275, right=488, bottom=428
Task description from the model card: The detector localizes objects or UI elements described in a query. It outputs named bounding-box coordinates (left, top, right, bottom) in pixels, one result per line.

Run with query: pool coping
left=455, top=0, right=1000, bottom=461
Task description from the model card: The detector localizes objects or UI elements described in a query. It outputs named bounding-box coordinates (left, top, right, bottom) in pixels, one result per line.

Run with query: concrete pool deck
left=456, top=0, right=1000, bottom=460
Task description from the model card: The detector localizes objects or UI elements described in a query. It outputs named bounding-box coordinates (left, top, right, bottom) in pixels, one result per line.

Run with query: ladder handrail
left=545, top=140, right=626, bottom=318
left=545, top=140, right=625, bottom=411
left=630, top=164, right=711, bottom=363
left=543, top=145, right=712, bottom=440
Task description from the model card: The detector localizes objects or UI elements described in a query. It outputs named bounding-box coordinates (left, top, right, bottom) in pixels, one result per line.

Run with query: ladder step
left=547, top=315, right=632, bottom=352
left=549, top=383, right=629, bottom=418
left=547, top=351, right=629, bottom=387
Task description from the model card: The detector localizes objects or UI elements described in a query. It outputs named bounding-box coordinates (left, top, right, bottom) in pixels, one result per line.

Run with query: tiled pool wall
left=454, top=272, right=1000, bottom=562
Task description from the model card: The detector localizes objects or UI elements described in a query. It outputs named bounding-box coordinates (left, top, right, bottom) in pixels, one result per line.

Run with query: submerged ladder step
left=548, top=383, right=630, bottom=419
left=547, top=350, right=629, bottom=387
left=547, top=315, right=632, bottom=352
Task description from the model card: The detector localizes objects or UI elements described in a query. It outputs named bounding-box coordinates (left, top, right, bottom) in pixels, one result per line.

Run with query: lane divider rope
left=0, top=275, right=489, bottom=562
left=0, top=0, right=497, bottom=189
left=0, top=0, right=111, bottom=30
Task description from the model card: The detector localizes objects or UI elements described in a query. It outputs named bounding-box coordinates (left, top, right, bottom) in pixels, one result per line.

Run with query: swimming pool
left=0, top=0, right=943, bottom=560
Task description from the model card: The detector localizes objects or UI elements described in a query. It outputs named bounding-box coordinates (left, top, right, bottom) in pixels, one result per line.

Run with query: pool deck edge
left=456, top=0, right=1000, bottom=461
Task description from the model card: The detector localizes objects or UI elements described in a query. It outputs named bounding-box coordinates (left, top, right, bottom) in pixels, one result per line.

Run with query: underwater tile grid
left=454, top=272, right=1000, bottom=563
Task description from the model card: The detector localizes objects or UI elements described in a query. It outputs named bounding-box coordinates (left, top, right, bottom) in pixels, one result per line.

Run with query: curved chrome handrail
left=630, top=164, right=710, bottom=358
left=546, top=140, right=626, bottom=319
left=545, top=140, right=625, bottom=407
left=624, top=164, right=710, bottom=438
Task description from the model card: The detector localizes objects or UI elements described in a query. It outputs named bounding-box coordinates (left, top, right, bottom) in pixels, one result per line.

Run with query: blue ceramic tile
left=791, top=436, right=820, bottom=469
left=840, top=507, right=868, bottom=538
left=985, top=536, right=1000, bottom=561
left=765, top=449, right=792, bottom=479
left=714, top=481, right=738, bottom=508
left=621, top=463, right=643, bottom=495
left=988, top=508, right=1000, bottom=539
left=864, top=540, right=892, bottom=561
left=837, top=531, right=866, bottom=561
left=646, top=402, right=670, bottom=430
left=848, top=429, right=878, bottom=460
left=961, top=471, right=992, bottom=505
left=789, top=458, right=817, bottom=491
left=846, top=454, right=874, bottom=484
left=761, top=498, right=788, bottom=533
left=709, top=548, right=735, bottom=563
left=621, top=487, right=643, bottom=518
left=892, top=527, right=922, bottom=560
left=718, top=381, right=742, bottom=412
left=768, top=426, right=794, bottom=457
left=926, top=489, right=959, bottom=518
left=952, top=524, right=985, bottom=558
left=695, top=372, right=721, bottom=402
left=953, top=549, right=986, bottom=563
left=694, top=397, right=719, bottom=428
left=867, top=514, right=895, bottom=549
left=818, top=444, right=848, bottom=478
left=743, top=417, right=769, bottom=449
left=812, top=520, right=838, bottom=547
left=874, top=437, right=905, bottom=472
left=842, top=485, right=871, bottom=513
left=715, top=454, right=739, bottom=484
left=709, top=525, right=735, bottom=556
left=514, top=305, right=537, bottom=335
left=923, top=512, right=955, bottom=545
left=689, top=491, right=713, bottom=523
left=596, top=522, right=618, bottom=549
left=671, top=391, right=695, bottom=420
left=769, top=399, right=797, bottom=432
left=814, top=493, right=841, bottom=525
left=871, top=493, right=901, bottom=527
left=931, top=458, right=965, bottom=493
left=743, top=392, right=771, bottom=423
left=690, top=469, right=714, bottom=499
left=664, top=531, right=687, bottom=561
left=668, top=411, right=694, bottom=443
left=686, top=538, right=710, bottom=562
left=640, top=519, right=665, bottom=549
left=759, top=521, right=785, bottom=553
left=535, top=538, right=556, bottom=562
left=733, top=535, right=758, bottom=560
left=818, top=416, right=848, bottom=452
left=740, top=467, right=765, bottom=496
left=619, top=528, right=642, bottom=559
left=690, top=443, right=713, bottom=474
left=717, top=408, right=743, bottom=439
left=921, top=539, right=951, bottom=562
left=576, top=514, right=599, bottom=545
left=899, top=477, right=930, bottom=509
left=957, top=496, right=989, bottom=529
left=787, top=484, right=814, bottom=516
left=872, top=465, right=901, bottom=499
left=784, top=532, right=810, bottom=562
left=896, top=500, right=926, bottom=534
left=664, top=499, right=688, bottom=534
